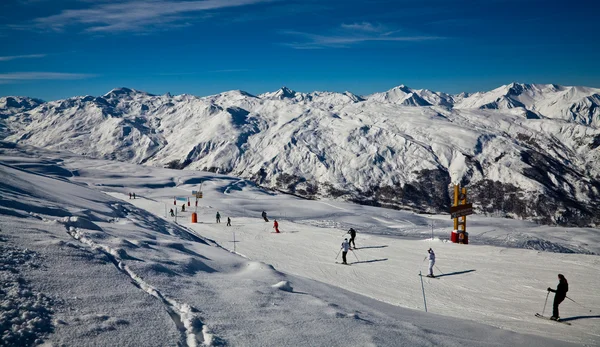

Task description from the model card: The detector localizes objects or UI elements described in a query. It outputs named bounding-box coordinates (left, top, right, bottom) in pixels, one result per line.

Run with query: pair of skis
left=419, top=274, right=439, bottom=279
left=534, top=313, right=571, bottom=325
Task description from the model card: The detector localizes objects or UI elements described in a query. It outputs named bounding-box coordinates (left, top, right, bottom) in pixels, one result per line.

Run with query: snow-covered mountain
left=2, top=83, right=600, bottom=226
left=0, top=96, right=45, bottom=138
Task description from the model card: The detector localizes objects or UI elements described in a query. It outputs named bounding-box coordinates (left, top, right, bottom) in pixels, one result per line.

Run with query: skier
left=133, top=192, right=136, bottom=199
left=427, top=248, right=435, bottom=277
left=216, top=211, right=221, bottom=223
left=129, top=192, right=132, bottom=199
left=262, top=211, right=269, bottom=222
left=273, top=219, right=280, bottom=233
left=548, top=274, right=568, bottom=320
left=340, top=238, right=350, bottom=264
left=181, top=203, right=185, bottom=212
left=227, top=217, right=231, bottom=226
left=169, top=208, right=175, bottom=217
left=347, top=228, right=357, bottom=249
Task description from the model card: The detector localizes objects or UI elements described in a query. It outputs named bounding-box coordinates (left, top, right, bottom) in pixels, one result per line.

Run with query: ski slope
left=1, top=146, right=599, bottom=346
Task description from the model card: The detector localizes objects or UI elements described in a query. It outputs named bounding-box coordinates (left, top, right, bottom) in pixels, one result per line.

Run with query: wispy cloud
left=157, top=68, right=249, bottom=76
left=18, top=0, right=275, bottom=33
left=0, top=53, right=47, bottom=62
left=281, top=22, right=442, bottom=49
left=209, top=68, right=250, bottom=73
left=340, top=22, right=382, bottom=32
left=0, top=72, right=97, bottom=82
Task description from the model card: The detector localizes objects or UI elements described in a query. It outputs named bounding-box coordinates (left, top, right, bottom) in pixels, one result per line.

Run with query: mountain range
left=1, top=83, right=599, bottom=226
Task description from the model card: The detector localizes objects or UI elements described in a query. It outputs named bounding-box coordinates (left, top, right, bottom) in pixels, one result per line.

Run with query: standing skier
left=340, top=238, right=350, bottom=264
left=169, top=208, right=174, bottom=217
left=427, top=248, right=436, bottom=277
left=133, top=192, right=136, bottom=199
left=216, top=211, right=221, bottom=223
left=129, top=192, right=132, bottom=199
left=262, top=211, right=269, bottom=222
left=181, top=203, right=185, bottom=212
left=227, top=217, right=231, bottom=226
left=548, top=274, right=568, bottom=320
left=347, top=228, right=357, bottom=249
left=273, top=219, right=280, bottom=233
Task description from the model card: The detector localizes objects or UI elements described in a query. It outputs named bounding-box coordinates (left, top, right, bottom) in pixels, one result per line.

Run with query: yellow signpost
left=450, top=184, right=473, bottom=244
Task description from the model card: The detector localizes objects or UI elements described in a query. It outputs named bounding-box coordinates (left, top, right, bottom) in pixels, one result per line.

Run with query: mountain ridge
left=1, top=83, right=600, bottom=227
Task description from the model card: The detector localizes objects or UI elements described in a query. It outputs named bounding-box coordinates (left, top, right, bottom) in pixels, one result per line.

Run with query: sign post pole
left=449, top=184, right=473, bottom=243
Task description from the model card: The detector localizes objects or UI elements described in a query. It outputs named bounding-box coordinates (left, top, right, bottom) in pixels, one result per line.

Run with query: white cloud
left=0, top=54, right=47, bottom=62
left=281, top=23, right=442, bottom=49
left=23, top=0, right=275, bottom=33
left=0, top=72, right=97, bottom=81
left=340, top=22, right=382, bottom=32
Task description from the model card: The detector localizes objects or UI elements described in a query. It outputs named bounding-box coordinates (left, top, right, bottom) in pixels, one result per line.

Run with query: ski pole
left=565, top=296, right=593, bottom=312
left=434, top=265, right=444, bottom=275
left=542, top=291, right=550, bottom=316
left=335, top=249, right=341, bottom=260
left=351, top=249, right=359, bottom=262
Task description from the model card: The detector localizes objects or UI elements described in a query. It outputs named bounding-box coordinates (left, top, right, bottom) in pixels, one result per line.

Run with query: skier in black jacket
left=548, top=274, right=568, bottom=320
left=347, top=228, right=357, bottom=249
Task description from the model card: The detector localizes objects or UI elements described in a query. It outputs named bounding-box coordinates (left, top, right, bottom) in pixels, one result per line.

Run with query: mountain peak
left=392, top=85, right=412, bottom=93
left=260, top=86, right=298, bottom=100
left=103, top=87, right=154, bottom=98
left=276, top=86, right=296, bottom=98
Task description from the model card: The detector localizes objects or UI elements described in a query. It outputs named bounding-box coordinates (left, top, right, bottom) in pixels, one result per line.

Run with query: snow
left=2, top=84, right=600, bottom=226
left=1, top=145, right=599, bottom=346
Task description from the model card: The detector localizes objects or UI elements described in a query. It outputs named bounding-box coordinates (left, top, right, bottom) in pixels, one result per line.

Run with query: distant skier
left=262, top=211, right=269, bottom=222
left=129, top=192, right=132, bottom=199
left=347, top=228, right=357, bottom=249
left=227, top=217, right=231, bottom=226
left=340, top=238, right=350, bottom=264
left=216, top=211, right=221, bottom=223
left=169, top=208, right=175, bottom=217
left=427, top=248, right=435, bottom=277
left=181, top=203, right=185, bottom=212
left=273, top=219, right=280, bottom=233
left=133, top=192, right=136, bottom=199
left=548, top=274, right=568, bottom=320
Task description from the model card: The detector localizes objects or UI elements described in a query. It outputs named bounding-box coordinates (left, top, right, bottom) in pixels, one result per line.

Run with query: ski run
left=1, top=145, right=599, bottom=346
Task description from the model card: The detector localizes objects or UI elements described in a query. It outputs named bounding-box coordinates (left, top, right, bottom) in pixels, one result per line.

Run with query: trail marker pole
left=419, top=271, right=428, bottom=312
left=430, top=221, right=434, bottom=240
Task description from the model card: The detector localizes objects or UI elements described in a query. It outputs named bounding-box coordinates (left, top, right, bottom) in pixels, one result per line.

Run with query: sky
left=0, top=0, right=599, bottom=101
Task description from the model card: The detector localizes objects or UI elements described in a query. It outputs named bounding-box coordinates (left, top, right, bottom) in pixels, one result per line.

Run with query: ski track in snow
left=49, top=216, right=216, bottom=347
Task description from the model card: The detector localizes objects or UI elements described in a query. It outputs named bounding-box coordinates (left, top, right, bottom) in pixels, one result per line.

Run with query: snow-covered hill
left=0, top=146, right=598, bottom=346
left=1, top=83, right=600, bottom=227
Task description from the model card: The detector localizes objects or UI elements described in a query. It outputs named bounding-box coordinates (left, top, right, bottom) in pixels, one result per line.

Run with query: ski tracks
left=62, top=223, right=216, bottom=346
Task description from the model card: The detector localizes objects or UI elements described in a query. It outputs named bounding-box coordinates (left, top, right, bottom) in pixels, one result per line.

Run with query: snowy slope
left=0, top=146, right=597, bottom=346
left=455, top=83, right=600, bottom=126
left=1, top=83, right=600, bottom=227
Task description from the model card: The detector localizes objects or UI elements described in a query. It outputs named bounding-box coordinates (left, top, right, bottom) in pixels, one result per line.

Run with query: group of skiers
left=128, top=192, right=136, bottom=199
left=339, top=228, right=357, bottom=264
left=339, top=232, right=569, bottom=321
left=166, top=202, right=572, bottom=321
left=215, top=211, right=232, bottom=226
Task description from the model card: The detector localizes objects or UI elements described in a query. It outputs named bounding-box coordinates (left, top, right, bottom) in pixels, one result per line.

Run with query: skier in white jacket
left=340, top=239, right=350, bottom=264
left=427, top=248, right=436, bottom=277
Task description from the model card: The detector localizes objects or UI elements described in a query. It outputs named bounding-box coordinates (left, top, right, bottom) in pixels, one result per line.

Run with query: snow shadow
left=560, top=315, right=600, bottom=322
left=350, top=258, right=388, bottom=265
left=356, top=245, right=388, bottom=249
left=436, top=269, right=476, bottom=278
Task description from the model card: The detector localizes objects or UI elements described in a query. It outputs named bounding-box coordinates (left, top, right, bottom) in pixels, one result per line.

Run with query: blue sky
left=0, top=0, right=598, bottom=101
